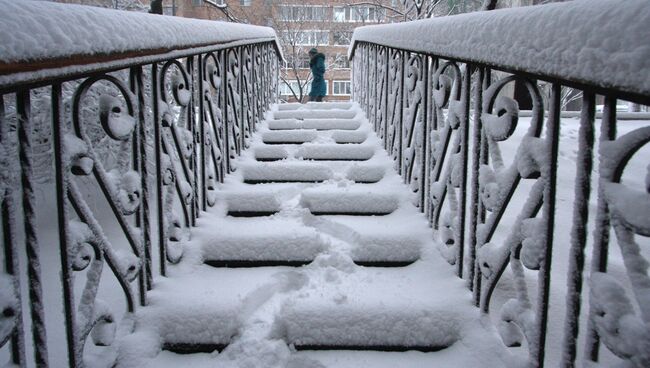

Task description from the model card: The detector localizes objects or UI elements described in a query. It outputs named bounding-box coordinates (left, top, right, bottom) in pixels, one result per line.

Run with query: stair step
left=162, top=343, right=226, bottom=354
left=346, top=164, right=385, bottom=183
left=277, top=303, right=460, bottom=351
left=241, top=162, right=332, bottom=183
left=274, top=110, right=357, bottom=120
left=254, top=146, right=288, bottom=161
left=296, top=144, right=374, bottom=161
left=267, top=118, right=362, bottom=131
left=220, top=191, right=281, bottom=217
left=262, top=130, right=317, bottom=144
left=277, top=102, right=353, bottom=111
left=293, top=344, right=446, bottom=352
left=332, top=130, right=368, bottom=144
left=300, top=189, right=399, bottom=215
left=201, top=222, right=326, bottom=263
left=205, top=260, right=312, bottom=268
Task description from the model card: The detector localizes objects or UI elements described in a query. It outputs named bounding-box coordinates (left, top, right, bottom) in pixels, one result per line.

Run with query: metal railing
left=350, top=1, right=650, bottom=367
left=0, top=2, right=281, bottom=366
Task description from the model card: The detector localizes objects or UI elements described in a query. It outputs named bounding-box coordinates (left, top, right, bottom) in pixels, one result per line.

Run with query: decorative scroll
left=386, top=49, right=404, bottom=171
left=585, top=102, right=650, bottom=367
left=226, top=48, right=242, bottom=169
left=402, top=54, right=426, bottom=208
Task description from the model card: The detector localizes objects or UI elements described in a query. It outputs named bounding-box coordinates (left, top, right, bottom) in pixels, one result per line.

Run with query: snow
left=274, top=110, right=358, bottom=120
left=345, top=164, right=385, bottom=183
left=218, top=191, right=282, bottom=214
left=295, top=144, right=375, bottom=161
left=267, top=119, right=362, bottom=131
left=350, top=0, right=650, bottom=97
left=0, top=0, right=278, bottom=64
left=241, top=163, right=333, bottom=183
left=254, top=146, right=288, bottom=161
left=331, top=130, right=368, bottom=144
left=300, top=189, right=399, bottom=215
left=263, top=130, right=318, bottom=144
left=200, top=219, right=327, bottom=262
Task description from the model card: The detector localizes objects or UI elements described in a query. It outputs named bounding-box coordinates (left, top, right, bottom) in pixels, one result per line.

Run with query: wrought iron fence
left=350, top=2, right=650, bottom=367
left=0, top=6, right=281, bottom=366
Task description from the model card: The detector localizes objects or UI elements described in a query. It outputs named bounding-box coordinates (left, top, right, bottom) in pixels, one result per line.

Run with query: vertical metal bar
left=468, top=65, right=484, bottom=292
left=223, top=50, right=231, bottom=173
left=152, top=63, right=167, bottom=277
left=1, top=95, right=27, bottom=367
left=198, top=54, right=207, bottom=212
left=560, top=92, right=595, bottom=368
left=186, top=56, right=198, bottom=226
left=397, top=50, right=405, bottom=175
left=419, top=56, right=429, bottom=210
left=52, top=84, right=78, bottom=367
left=383, top=48, right=389, bottom=150
left=131, top=66, right=152, bottom=293
left=17, top=90, right=49, bottom=368
left=473, top=67, right=491, bottom=305
left=535, top=82, right=561, bottom=368
left=456, top=64, right=472, bottom=279
left=584, top=95, right=617, bottom=362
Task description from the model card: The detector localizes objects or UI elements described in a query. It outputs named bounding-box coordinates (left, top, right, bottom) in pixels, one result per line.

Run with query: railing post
left=52, top=83, right=78, bottom=367
left=584, top=96, right=617, bottom=362
left=17, top=89, right=50, bottom=368
left=468, top=66, right=485, bottom=296
left=560, top=92, right=595, bottom=368
left=130, top=66, right=153, bottom=292
left=1, top=94, right=27, bottom=367
left=152, top=63, right=167, bottom=277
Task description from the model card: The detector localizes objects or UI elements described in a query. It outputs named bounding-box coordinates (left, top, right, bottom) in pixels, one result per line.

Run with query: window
left=278, top=5, right=329, bottom=22
left=332, top=31, right=352, bottom=46
left=240, top=0, right=251, bottom=6
left=282, top=30, right=329, bottom=46
left=331, top=55, right=350, bottom=69
left=284, top=55, right=311, bottom=69
left=333, top=81, right=352, bottom=96
left=163, top=6, right=175, bottom=15
left=279, top=80, right=328, bottom=96
left=333, top=6, right=384, bottom=22
left=192, top=0, right=203, bottom=6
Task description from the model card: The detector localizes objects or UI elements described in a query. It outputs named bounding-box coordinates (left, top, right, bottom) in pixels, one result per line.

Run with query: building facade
left=165, top=0, right=399, bottom=102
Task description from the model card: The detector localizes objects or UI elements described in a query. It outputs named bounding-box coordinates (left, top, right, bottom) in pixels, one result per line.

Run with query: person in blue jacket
left=308, top=48, right=326, bottom=102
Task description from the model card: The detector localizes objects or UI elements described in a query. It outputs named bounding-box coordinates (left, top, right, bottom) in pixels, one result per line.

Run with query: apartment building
left=165, top=0, right=398, bottom=102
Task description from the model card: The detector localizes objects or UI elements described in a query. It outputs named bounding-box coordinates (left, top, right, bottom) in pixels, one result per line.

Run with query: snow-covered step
left=277, top=101, right=353, bottom=111
left=332, top=130, right=368, bottom=144
left=241, top=162, right=332, bottom=184
left=134, top=266, right=275, bottom=355
left=262, top=130, right=317, bottom=145
left=300, top=189, right=399, bottom=215
left=254, top=145, right=288, bottom=161
left=201, top=221, right=327, bottom=267
left=296, top=144, right=374, bottom=161
left=273, top=266, right=471, bottom=352
left=346, top=164, right=385, bottom=183
left=267, top=118, right=362, bottom=131
left=273, top=109, right=358, bottom=120
left=220, top=191, right=281, bottom=216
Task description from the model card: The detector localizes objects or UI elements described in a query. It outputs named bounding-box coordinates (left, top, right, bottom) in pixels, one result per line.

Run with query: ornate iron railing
left=0, top=2, right=281, bottom=366
left=350, top=1, right=650, bottom=367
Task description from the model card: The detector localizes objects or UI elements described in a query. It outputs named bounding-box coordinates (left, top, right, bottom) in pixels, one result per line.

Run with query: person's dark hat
left=309, top=48, right=318, bottom=55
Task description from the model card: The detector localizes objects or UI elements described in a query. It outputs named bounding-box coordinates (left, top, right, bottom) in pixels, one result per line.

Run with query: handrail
left=0, top=0, right=283, bottom=91
left=349, top=2, right=650, bottom=366
left=350, top=0, right=650, bottom=105
left=0, top=2, right=281, bottom=366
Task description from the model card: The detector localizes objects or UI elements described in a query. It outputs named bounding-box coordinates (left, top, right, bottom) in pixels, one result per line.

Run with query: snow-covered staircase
left=119, top=102, right=511, bottom=368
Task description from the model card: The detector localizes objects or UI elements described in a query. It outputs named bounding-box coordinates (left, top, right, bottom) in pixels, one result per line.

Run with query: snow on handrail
left=0, top=0, right=282, bottom=86
left=350, top=0, right=650, bottom=101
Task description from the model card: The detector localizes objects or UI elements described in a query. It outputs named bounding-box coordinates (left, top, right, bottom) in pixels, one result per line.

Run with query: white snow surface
left=0, top=0, right=278, bottom=64
left=351, top=0, right=650, bottom=97
left=118, top=101, right=516, bottom=368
